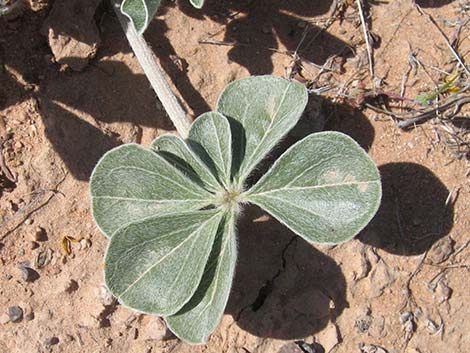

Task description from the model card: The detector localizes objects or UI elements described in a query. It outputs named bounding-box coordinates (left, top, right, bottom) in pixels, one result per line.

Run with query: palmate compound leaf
left=105, top=210, right=224, bottom=315
left=90, top=144, right=213, bottom=238
left=91, top=75, right=382, bottom=345
left=217, top=75, right=308, bottom=186
left=166, top=210, right=237, bottom=344
left=247, top=132, right=382, bottom=244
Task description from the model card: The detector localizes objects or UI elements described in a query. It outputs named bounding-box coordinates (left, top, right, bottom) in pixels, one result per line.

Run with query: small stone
left=80, top=238, right=91, bottom=249
left=63, top=279, right=79, bottom=293
left=24, top=219, right=33, bottom=225
left=14, top=141, right=23, bottom=149
left=360, top=344, right=388, bottom=353
left=436, top=281, right=452, bottom=303
left=8, top=306, right=23, bottom=322
left=427, top=237, right=455, bottom=265
left=140, top=317, right=168, bottom=341
left=44, top=337, right=59, bottom=346
left=355, top=315, right=373, bottom=333
left=34, top=248, right=53, bottom=269
left=0, top=313, right=10, bottom=325
left=29, top=241, right=39, bottom=250
left=18, top=264, right=40, bottom=282
left=32, top=227, right=47, bottom=241
left=97, top=285, right=115, bottom=306
left=297, top=21, right=307, bottom=28
left=425, top=319, right=440, bottom=334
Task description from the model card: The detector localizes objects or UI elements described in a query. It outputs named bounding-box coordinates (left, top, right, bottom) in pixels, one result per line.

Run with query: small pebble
left=44, top=337, right=59, bottom=346
left=426, top=319, right=440, bottom=334
left=29, top=241, right=39, bottom=250
left=24, top=219, right=33, bottom=225
left=32, top=227, right=46, bottom=242
left=427, top=237, right=455, bottom=264
left=360, top=345, right=388, bottom=353
left=8, top=306, right=23, bottom=323
left=80, top=238, right=91, bottom=249
left=63, top=279, right=79, bottom=293
left=18, top=264, right=39, bottom=282
left=436, top=281, right=452, bottom=303
left=98, top=285, right=115, bottom=306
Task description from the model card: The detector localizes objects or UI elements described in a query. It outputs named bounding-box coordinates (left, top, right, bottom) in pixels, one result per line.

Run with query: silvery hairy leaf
left=105, top=210, right=223, bottom=315
left=90, top=144, right=213, bottom=238
left=166, top=211, right=237, bottom=344
left=217, top=75, right=308, bottom=185
left=188, top=112, right=232, bottom=188
left=151, top=134, right=222, bottom=192
left=247, top=132, right=382, bottom=244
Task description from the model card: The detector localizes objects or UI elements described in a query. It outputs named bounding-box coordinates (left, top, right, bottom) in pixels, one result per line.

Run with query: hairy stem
left=112, top=0, right=192, bottom=138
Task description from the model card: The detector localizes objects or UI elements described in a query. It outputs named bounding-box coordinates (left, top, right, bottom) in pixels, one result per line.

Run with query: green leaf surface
left=248, top=132, right=382, bottom=244
left=166, top=211, right=237, bottom=344
left=217, top=76, right=308, bottom=185
left=91, top=144, right=213, bottom=238
left=121, top=0, right=162, bottom=35
left=105, top=210, right=223, bottom=315
left=189, top=0, right=205, bottom=9
left=151, top=134, right=222, bottom=193
left=188, top=112, right=232, bottom=188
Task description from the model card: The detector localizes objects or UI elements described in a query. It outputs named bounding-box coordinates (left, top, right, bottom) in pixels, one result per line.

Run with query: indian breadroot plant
left=90, top=75, right=382, bottom=344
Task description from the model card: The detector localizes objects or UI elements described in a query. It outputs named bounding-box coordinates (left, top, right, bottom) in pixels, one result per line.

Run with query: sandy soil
left=0, top=0, right=469, bottom=352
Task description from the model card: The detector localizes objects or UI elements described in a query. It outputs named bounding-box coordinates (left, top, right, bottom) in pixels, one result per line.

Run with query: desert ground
left=0, top=0, right=469, bottom=352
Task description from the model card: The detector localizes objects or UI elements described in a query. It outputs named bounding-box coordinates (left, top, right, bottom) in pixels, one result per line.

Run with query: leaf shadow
left=145, top=18, right=212, bottom=117
left=225, top=205, right=348, bottom=340
left=415, top=0, right=456, bottom=8
left=1, top=6, right=179, bottom=181
left=359, top=162, right=455, bottom=255
left=176, top=0, right=353, bottom=75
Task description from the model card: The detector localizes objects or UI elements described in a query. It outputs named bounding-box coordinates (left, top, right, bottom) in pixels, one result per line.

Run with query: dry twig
left=356, top=0, right=374, bottom=79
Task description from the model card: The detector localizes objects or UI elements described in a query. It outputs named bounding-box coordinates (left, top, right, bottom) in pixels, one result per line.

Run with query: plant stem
left=111, top=0, right=192, bottom=138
